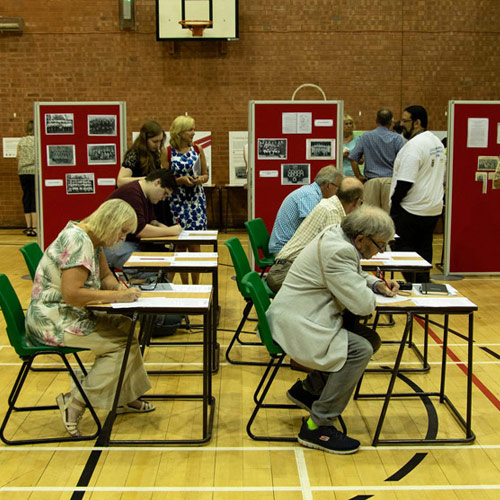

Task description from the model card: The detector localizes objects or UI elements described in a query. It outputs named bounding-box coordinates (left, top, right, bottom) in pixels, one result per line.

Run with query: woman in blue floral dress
left=25, top=199, right=154, bottom=437
left=166, top=114, right=208, bottom=284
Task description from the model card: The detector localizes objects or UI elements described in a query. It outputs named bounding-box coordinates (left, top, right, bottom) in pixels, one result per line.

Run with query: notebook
left=419, top=283, right=449, bottom=295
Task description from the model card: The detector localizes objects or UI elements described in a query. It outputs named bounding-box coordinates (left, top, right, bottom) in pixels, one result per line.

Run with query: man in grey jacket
left=266, top=205, right=399, bottom=454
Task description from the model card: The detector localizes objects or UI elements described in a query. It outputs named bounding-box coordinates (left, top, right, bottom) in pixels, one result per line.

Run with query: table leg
left=96, top=311, right=139, bottom=447
left=372, top=312, right=412, bottom=446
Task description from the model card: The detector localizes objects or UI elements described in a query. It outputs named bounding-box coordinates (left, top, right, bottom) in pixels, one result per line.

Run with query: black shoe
left=298, top=418, right=360, bottom=454
left=286, top=379, right=319, bottom=412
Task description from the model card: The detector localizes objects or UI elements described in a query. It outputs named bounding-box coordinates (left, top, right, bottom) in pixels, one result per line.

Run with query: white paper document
left=178, top=230, right=218, bottom=239
left=111, top=297, right=209, bottom=309
left=467, top=118, right=489, bottom=148
left=411, top=297, right=477, bottom=308
left=174, top=252, right=217, bottom=258
left=376, top=294, right=412, bottom=304
left=174, top=261, right=217, bottom=267
left=127, top=255, right=174, bottom=263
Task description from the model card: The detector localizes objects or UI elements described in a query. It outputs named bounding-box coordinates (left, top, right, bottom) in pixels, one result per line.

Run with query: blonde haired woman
left=165, top=114, right=208, bottom=284
left=26, top=199, right=154, bottom=437
left=342, top=115, right=361, bottom=177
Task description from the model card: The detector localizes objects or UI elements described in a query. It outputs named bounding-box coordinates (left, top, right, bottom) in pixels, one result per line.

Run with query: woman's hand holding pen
left=116, top=287, right=142, bottom=302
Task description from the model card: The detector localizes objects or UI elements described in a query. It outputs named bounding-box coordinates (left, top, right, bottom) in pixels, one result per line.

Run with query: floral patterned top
left=25, top=222, right=102, bottom=347
left=169, top=145, right=207, bottom=230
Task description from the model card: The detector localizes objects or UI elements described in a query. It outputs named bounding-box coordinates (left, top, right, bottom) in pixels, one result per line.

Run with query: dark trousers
left=19, top=174, right=36, bottom=213
left=391, top=207, right=439, bottom=283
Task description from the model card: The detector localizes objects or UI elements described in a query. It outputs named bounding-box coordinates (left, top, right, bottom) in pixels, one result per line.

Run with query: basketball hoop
left=179, top=19, right=213, bottom=37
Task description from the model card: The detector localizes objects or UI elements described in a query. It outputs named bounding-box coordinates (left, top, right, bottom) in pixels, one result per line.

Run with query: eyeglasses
left=368, top=236, right=386, bottom=253
left=400, top=119, right=413, bottom=124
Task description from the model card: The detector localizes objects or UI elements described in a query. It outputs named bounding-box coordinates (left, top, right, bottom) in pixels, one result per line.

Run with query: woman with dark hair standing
left=117, top=120, right=173, bottom=225
left=17, top=120, right=37, bottom=236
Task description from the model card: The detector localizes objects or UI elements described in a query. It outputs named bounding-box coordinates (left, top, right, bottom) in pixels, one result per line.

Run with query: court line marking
left=294, top=448, right=313, bottom=500
left=1, top=444, right=500, bottom=452
left=0, top=485, right=499, bottom=492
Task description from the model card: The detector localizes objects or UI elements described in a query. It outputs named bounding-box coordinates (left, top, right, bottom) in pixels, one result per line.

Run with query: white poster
left=228, top=131, right=248, bottom=186
left=467, top=118, right=489, bottom=148
left=2, top=137, right=20, bottom=158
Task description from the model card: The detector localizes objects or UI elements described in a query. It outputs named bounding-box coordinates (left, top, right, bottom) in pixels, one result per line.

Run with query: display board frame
left=445, top=100, right=500, bottom=275
left=248, top=100, right=343, bottom=265
left=34, top=101, right=127, bottom=250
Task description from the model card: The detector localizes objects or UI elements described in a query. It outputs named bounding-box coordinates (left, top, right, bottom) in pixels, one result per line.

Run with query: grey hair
left=314, top=165, right=342, bottom=186
left=341, top=204, right=395, bottom=241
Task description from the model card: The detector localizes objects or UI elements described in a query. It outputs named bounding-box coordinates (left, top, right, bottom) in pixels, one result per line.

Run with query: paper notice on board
left=497, top=123, right=500, bottom=144
left=282, top=113, right=297, bottom=134
left=297, top=113, right=312, bottom=134
left=2, top=137, right=20, bottom=158
left=467, top=118, right=488, bottom=148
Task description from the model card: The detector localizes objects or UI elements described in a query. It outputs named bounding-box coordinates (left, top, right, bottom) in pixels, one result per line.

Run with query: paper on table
left=111, top=297, right=209, bottom=309
left=173, top=261, right=217, bottom=267
left=376, top=294, right=412, bottom=304
left=174, top=252, right=217, bottom=258
left=384, top=251, right=421, bottom=258
left=164, top=284, right=212, bottom=292
left=127, top=255, right=174, bottom=263
left=411, top=297, right=477, bottom=308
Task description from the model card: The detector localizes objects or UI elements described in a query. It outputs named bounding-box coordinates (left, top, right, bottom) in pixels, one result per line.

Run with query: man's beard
left=403, top=125, right=414, bottom=140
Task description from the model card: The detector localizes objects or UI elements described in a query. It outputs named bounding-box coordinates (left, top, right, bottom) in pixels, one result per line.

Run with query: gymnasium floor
left=0, top=229, right=499, bottom=499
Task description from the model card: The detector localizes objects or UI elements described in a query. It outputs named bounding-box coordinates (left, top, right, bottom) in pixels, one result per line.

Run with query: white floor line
left=1, top=444, right=500, bottom=452
left=0, top=485, right=499, bottom=493
left=294, top=448, right=313, bottom=500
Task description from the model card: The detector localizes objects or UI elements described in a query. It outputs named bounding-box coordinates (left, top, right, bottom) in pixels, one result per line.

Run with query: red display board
left=35, top=102, right=126, bottom=249
left=248, top=100, right=342, bottom=236
left=446, top=101, right=500, bottom=274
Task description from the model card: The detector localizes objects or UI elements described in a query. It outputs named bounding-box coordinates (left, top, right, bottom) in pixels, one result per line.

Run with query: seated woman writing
left=25, top=199, right=154, bottom=437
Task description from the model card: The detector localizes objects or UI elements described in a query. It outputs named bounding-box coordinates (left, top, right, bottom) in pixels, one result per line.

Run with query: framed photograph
left=88, top=115, right=117, bottom=136
left=258, top=138, right=287, bottom=160
left=45, top=113, right=74, bottom=135
left=477, top=156, right=499, bottom=171
left=87, top=144, right=117, bottom=165
left=47, top=145, right=76, bottom=166
left=281, top=163, right=310, bottom=185
left=66, top=173, right=95, bottom=195
left=306, top=138, right=335, bottom=160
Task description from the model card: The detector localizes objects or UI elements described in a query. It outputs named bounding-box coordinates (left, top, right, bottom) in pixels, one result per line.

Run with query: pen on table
left=117, top=276, right=130, bottom=288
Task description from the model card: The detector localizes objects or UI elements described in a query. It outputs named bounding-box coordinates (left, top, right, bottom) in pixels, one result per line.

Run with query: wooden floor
left=0, top=229, right=499, bottom=499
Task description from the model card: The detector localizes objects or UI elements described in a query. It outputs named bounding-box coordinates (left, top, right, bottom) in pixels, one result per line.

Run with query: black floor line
left=70, top=449, right=103, bottom=500
left=348, top=496, right=374, bottom=500
left=385, top=452, right=428, bottom=482
left=480, top=346, right=500, bottom=360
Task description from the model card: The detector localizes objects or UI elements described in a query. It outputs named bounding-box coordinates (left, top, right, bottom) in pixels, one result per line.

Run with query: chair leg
left=0, top=353, right=101, bottom=445
left=226, top=301, right=268, bottom=367
left=247, top=354, right=299, bottom=442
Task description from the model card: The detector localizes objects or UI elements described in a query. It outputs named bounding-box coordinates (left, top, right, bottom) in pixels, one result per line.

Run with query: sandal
left=22, top=227, right=30, bottom=235
left=27, top=228, right=37, bottom=237
left=116, top=400, right=155, bottom=414
left=56, top=393, right=85, bottom=437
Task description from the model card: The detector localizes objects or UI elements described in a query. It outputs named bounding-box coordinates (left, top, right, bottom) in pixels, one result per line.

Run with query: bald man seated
left=266, top=177, right=364, bottom=293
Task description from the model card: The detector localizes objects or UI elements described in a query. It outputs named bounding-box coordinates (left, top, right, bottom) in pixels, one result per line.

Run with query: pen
left=118, top=276, right=130, bottom=288
left=376, top=267, right=391, bottom=290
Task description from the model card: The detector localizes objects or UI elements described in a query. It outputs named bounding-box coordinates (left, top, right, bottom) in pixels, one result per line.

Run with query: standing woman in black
left=117, top=120, right=173, bottom=226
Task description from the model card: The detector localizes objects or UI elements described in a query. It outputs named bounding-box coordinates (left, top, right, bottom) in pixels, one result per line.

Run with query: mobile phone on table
left=139, top=283, right=157, bottom=291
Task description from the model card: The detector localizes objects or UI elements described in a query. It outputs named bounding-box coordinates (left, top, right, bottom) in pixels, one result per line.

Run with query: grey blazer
left=266, top=224, right=379, bottom=372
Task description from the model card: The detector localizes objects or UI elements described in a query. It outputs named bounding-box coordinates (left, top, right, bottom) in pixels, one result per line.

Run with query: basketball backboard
left=156, top=0, right=238, bottom=40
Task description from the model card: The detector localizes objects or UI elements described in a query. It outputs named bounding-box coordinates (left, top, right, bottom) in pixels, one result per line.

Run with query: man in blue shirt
left=268, top=165, right=342, bottom=254
left=348, top=109, right=405, bottom=213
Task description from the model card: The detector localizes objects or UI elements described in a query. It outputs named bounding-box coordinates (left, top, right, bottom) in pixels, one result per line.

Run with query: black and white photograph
left=257, top=138, right=287, bottom=159
left=87, top=144, right=117, bottom=165
left=88, top=115, right=117, bottom=136
left=281, top=163, right=311, bottom=185
left=45, top=113, right=74, bottom=135
left=66, top=173, right=95, bottom=195
left=47, top=145, right=76, bottom=166
left=306, top=138, right=335, bottom=160
left=477, top=155, right=499, bottom=171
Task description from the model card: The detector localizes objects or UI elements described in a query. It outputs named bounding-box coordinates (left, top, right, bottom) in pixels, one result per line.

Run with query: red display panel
left=447, top=101, right=500, bottom=274
left=36, top=102, right=124, bottom=249
left=250, top=101, right=341, bottom=235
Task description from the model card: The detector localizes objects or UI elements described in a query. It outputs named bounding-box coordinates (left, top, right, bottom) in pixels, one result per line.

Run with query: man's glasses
left=368, top=236, right=386, bottom=253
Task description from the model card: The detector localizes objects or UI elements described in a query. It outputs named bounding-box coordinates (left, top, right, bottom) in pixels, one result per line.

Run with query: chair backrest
left=224, top=238, right=252, bottom=298
left=0, top=274, right=29, bottom=357
left=19, top=242, right=43, bottom=280
left=244, top=218, right=274, bottom=268
left=241, top=271, right=282, bottom=356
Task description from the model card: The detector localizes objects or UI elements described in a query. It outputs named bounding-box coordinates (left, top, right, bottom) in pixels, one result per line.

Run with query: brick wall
left=1, top=1, right=499, bottom=227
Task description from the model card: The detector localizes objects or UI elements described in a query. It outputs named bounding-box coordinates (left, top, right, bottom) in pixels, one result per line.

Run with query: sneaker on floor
left=298, top=418, right=360, bottom=455
left=286, top=379, right=319, bottom=412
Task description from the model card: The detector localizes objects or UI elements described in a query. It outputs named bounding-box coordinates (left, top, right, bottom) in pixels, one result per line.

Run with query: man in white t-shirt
left=389, top=105, right=446, bottom=282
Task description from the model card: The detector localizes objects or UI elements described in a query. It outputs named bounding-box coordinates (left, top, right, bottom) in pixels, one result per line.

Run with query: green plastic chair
left=244, top=218, right=275, bottom=276
left=224, top=238, right=275, bottom=366
left=242, top=271, right=345, bottom=442
left=19, top=242, right=43, bottom=280
left=0, top=274, right=101, bottom=445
